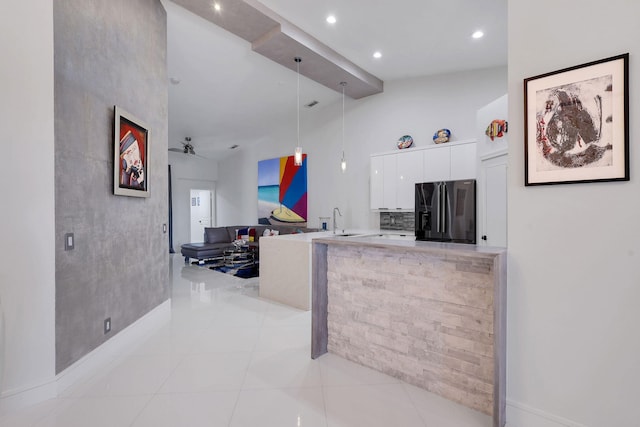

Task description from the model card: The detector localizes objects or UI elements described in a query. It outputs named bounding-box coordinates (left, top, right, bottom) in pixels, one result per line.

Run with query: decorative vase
left=397, top=135, right=413, bottom=149
left=433, top=128, right=451, bottom=144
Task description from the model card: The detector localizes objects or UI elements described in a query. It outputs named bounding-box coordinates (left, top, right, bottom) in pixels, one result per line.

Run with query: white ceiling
left=165, top=0, right=507, bottom=160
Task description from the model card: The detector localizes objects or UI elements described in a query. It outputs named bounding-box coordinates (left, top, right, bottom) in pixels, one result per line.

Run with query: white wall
left=217, top=132, right=295, bottom=226
left=169, top=152, right=218, bottom=249
left=218, top=66, right=507, bottom=230
left=0, top=0, right=56, bottom=401
left=507, top=1, right=640, bottom=426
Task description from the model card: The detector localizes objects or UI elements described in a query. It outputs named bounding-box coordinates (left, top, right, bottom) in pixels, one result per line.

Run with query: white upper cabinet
left=370, top=140, right=477, bottom=211
left=370, top=155, right=385, bottom=209
left=423, top=146, right=451, bottom=182
left=396, top=151, right=423, bottom=209
left=382, top=155, right=397, bottom=209
left=450, top=143, right=477, bottom=180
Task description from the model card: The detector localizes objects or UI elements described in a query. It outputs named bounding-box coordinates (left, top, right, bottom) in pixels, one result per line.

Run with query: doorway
left=190, top=189, right=213, bottom=242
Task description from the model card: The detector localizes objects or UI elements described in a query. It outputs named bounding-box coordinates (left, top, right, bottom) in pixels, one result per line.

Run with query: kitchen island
left=259, top=230, right=413, bottom=310
left=311, top=235, right=506, bottom=427
left=259, top=231, right=330, bottom=310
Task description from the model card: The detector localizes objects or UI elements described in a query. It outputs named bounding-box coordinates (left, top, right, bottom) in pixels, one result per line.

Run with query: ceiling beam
left=170, top=0, right=384, bottom=99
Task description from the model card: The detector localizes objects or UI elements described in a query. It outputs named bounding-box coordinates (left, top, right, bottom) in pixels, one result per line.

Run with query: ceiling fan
left=168, top=136, right=197, bottom=155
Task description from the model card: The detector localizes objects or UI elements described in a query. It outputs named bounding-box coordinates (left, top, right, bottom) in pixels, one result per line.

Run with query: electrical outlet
left=104, top=317, right=111, bottom=334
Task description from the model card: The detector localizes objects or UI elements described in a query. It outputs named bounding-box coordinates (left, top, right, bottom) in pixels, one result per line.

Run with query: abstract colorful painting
left=258, top=154, right=307, bottom=226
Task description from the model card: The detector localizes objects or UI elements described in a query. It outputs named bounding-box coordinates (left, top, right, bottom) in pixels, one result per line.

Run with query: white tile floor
left=0, top=255, right=492, bottom=427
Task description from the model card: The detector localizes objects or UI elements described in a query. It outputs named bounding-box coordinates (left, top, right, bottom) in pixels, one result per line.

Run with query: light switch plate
left=65, top=233, right=74, bottom=251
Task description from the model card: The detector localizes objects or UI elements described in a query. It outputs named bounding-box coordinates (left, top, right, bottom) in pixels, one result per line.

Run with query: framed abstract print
left=524, top=53, right=629, bottom=186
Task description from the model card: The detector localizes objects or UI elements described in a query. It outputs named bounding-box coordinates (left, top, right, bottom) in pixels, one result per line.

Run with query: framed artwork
left=524, top=53, right=629, bottom=186
left=114, top=106, right=150, bottom=197
left=257, top=154, right=307, bottom=226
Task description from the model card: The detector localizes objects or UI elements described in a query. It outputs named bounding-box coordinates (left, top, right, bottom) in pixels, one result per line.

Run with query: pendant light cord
left=341, top=82, right=345, bottom=158
left=296, top=57, right=301, bottom=150
left=340, top=81, right=347, bottom=172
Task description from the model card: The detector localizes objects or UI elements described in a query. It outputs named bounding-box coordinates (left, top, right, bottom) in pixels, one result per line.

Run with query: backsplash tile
left=380, top=211, right=414, bottom=231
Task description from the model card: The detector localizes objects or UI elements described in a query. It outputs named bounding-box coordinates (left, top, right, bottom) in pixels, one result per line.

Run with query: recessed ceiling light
left=326, top=15, right=336, bottom=24
left=373, top=51, right=382, bottom=59
left=213, top=3, right=221, bottom=12
left=472, top=30, right=484, bottom=39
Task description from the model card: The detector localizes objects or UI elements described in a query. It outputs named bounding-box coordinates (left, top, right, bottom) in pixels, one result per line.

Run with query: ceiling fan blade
left=169, top=139, right=206, bottom=158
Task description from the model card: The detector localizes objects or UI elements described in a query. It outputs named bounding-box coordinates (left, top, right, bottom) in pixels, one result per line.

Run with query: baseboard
left=0, top=299, right=171, bottom=412
left=506, top=399, right=587, bottom=427
left=0, top=380, right=57, bottom=413
left=56, top=299, right=171, bottom=394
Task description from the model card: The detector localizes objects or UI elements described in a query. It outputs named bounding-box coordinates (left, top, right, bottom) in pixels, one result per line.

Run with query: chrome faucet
left=333, top=207, right=342, bottom=234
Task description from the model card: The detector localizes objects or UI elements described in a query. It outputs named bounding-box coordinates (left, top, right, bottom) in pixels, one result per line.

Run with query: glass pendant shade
left=294, top=147, right=303, bottom=166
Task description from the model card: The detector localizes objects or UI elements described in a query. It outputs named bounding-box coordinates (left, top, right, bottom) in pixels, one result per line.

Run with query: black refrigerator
left=415, top=180, right=476, bottom=244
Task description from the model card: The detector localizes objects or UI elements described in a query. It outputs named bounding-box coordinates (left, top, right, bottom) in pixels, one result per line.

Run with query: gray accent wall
left=54, top=0, right=169, bottom=373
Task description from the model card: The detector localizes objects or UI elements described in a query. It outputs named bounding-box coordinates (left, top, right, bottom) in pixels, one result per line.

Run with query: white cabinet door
left=382, top=154, right=397, bottom=209
left=370, top=155, right=385, bottom=209
left=423, top=146, right=450, bottom=182
left=450, top=143, right=477, bottom=180
left=371, top=142, right=476, bottom=211
left=396, top=150, right=423, bottom=209
left=479, top=153, right=507, bottom=247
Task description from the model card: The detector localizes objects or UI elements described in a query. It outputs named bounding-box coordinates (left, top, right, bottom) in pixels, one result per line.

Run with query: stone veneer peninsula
left=311, top=235, right=506, bottom=427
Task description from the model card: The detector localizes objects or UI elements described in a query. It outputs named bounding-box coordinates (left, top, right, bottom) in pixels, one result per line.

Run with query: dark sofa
left=180, top=225, right=318, bottom=263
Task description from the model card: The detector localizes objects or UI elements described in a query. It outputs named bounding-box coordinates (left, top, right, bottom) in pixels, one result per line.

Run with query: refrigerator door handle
left=437, top=183, right=442, bottom=232
left=441, top=183, right=447, bottom=235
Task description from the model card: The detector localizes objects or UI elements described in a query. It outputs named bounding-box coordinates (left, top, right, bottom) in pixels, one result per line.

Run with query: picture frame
left=524, top=53, right=629, bottom=186
left=113, top=106, right=150, bottom=197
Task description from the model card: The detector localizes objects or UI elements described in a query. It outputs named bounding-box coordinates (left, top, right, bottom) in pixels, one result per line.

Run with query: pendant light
left=293, top=57, right=303, bottom=166
left=340, top=81, right=347, bottom=173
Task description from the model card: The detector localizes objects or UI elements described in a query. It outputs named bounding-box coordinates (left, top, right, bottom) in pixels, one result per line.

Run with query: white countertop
left=263, top=229, right=414, bottom=243
left=265, top=229, right=505, bottom=257
left=312, top=233, right=507, bottom=257
left=260, top=230, right=337, bottom=242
